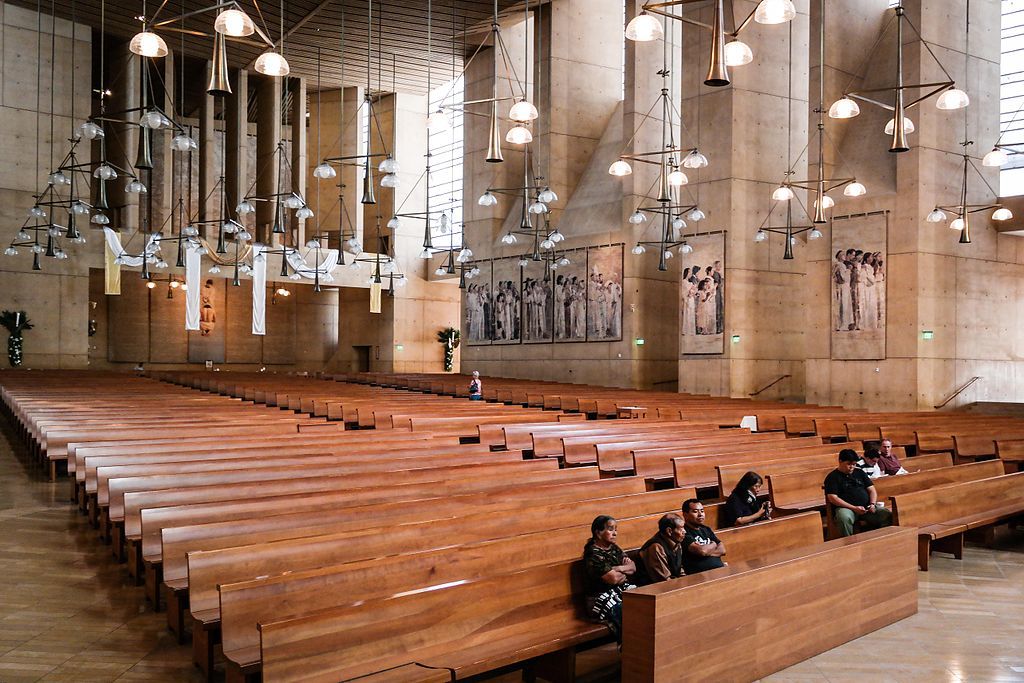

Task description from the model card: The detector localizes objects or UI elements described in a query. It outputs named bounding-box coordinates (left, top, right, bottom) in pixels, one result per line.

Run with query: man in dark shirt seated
left=680, top=499, right=726, bottom=574
left=824, top=449, right=894, bottom=537
left=637, top=513, right=686, bottom=583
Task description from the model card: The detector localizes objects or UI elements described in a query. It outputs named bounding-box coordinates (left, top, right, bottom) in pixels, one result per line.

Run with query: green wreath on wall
left=0, top=310, right=33, bottom=367
left=436, top=327, right=461, bottom=373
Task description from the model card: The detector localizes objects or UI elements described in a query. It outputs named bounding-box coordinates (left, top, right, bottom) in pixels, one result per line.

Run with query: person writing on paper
left=721, top=471, right=771, bottom=527
left=468, top=371, right=483, bottom=401
left=824, top=449, right=893, bottom=537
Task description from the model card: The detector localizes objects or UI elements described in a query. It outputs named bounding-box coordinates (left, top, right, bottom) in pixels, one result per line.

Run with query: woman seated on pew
left=468, top=371, right=483, bottom=401
left=583, top=515, right=636, bottom=642
left=721, top=471, right=771, bottom=527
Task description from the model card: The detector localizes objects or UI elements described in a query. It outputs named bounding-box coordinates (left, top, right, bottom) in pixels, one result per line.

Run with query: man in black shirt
left=824, top=449, right=893, bottom=537
left=680, top=499, right=726, bottom=574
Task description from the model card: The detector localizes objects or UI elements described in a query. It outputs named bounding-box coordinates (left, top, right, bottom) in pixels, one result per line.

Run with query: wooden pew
left=996, top=439, right=1024, bottom=472
left=667, top=440, right=848, bottom=491
left=891, top=471, right=1024, bottom=570
left=621, top=527, right=918, bottom=682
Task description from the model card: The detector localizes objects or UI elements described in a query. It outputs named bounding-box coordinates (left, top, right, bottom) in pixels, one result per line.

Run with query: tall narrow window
left=428, top=75, right=464, bottom=249
left=1000, top=2, right=1024, bottom=196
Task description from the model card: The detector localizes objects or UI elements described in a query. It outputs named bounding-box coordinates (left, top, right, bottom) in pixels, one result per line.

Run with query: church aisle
left=0, top=419, right=203, bottom=683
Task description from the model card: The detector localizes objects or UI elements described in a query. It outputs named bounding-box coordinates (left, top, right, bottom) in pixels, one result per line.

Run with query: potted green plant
left=436, top=327, right=461, bottom=372
left=0, top=310, right=33, bottom=367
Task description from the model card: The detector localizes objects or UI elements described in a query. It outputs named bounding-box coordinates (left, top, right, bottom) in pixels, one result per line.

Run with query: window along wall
left=1000, top=1, right=1024, bottom=196
left=428, top=76, right=465, bottom=249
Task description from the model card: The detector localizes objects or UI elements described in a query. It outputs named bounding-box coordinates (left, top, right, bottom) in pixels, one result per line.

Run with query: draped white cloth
left=252, top=244, right=268, bottom=336
left=286, top=249, right=340, bottom=282
left=185, top=243, right=202, bottom=331
left=103, top=228, right=159, bottom=267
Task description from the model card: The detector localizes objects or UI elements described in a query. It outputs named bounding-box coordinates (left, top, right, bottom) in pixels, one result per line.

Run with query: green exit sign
left=921, top=330, right=934, bottom=340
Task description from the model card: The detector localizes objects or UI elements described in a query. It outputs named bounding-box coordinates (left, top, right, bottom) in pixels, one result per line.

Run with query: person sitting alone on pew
left=468, top=371, right=483, bottom=401
left=637, top=513, right=686, bottom=584
left=583, top=515, right=636, bottom=641
left=856, top=447, right=885, bottom=479
left=680, top=499, right=727, bottom=574
left=825, top=449, right=894, bottom=537
left=721, top=471, right=771, bottom=527
left=876, top=438, right=908, bottom=476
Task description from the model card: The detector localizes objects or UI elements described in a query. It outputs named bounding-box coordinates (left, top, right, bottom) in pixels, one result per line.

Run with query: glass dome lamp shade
left=680, top=242, right=694, bottom=254
left=663, top=250, right=674, bottom=260
left=16, top=230, right=30, bottom=240
left=207, top=266, right=223, bottom=275
left=382, top=260, right=397, bottom=274
left=936, top=88, right=970, bottom=110
left=33, top=244, right=46, bottom=254
left=419, top=248, right=433, bottom=259
left=983, top=147, right=1008, bottom=167
left=509, top=99, right=539, bottom=122
left=47, top=225, right=63, bottom=237
left=844, top=182, right=867, bottom=197
left=387, top=216, right=401, bottom=229
left=809, top=228, right=823, bottom=240
left=478, top=191, right=498, bottom=207
left=926, top=208, right=946, bottom=223
left=71, top=201, right=90, bottom=215
left=754, top=229, right=768, bottom=242
left=182, top=225, right=199, bottom=237
left=772, top=185, right=795, bottom=201
left=125, top=179, right=147, bottom=194
left=505, top=124, right=533, bottom=145
left=237, top=229, right=252, bottom=241
left=625, top=11, right=663, bottom=42
left=139, top=110, right=169, bottom=129
left=130, top=31, right=169, bottom=58
left=723, top=40, right=753, bottom=67
left=171, top=134, right=197, bottom=152
left=814, top=195, right=835, bottom=210
left=550, top=230, right=564, bottom=242
left=608, top=160, right=633, bottom=176
left=48, top=171, right=70, bottom=186
left=295, top=206, right=314, bottom=220
left=628, top=211, right=646, bottom=225
left=672, top=217, right=686, bottom=231
left=94, top=164, right=117, bottom=180
left=754, top=0, right=796, bottom=24
left=378, top=156, right=400, bottom=174
left=346, top=238, right=362, bottom=251
left=949, top=217, right=965, bottom=231
left=239, top=263, right=253, bottom=274
left=631, top=244, right=646, bottom=255
left=668, top=170, right=689, bottom=186
left=992, top=207, right=1013, bottom=221
left=500, top=232, right=518, bottom=245
left=254, top=50, right=290, bottom=77
left=682, top=150, right=709, bottom=169
left=71, top=234, right=87, bottom=244
left=91, top=213, right=109, bottom=225
left=516, top=258, right=529, bottom=267
left=224, top=219, right=242, bottom=233
left=540, top=238, right=555, bottom=250
left=28, top=206, right=46, bottom=219
left=78, top=121, right=104, bottom=140
left=236, top=200, right=255, bottom=215
left=688, top=208, right=706, bottom=222
left=457, top=248, right=472, bottom=262
left=214, top=9, right=256, bottom=37
left=287, top=271, right=300, bottom=280
left=426, top=110, right=451, bottom=132
left=538, top=187, right=558, bottom=203
left=529, top=201, right=548, bottom=215
left=558, top=256, right=570, bottom=266
left=471, top=267, right=480, bottom=276
left=305, top=239, right=321, bottom=250
left=55, top=249, right=69, bottom=260
left=313, top=162, right=337, bottom=179
left=380, top=173, right=399, bottom=188
left=434, top=266, right=447, bottom=276
left=884, top=116, right=915, bottom=135
left=828, top=97, right=860, bottom=119
left=283, top=194, right=304, bottom=209
left=4, top=247, right=18, bottom=256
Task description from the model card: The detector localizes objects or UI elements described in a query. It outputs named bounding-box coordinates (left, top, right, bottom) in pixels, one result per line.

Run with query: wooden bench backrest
left=668, top=441, right=845, bottom=489
left=621, top=527, right=918, bottom=682
left=996, top=439, right=1024, bottom=462
left=873, top=460, right=1004, bottom=500
left=891, top=472, right=1024, bottom=528
left=714, top=511, right=822, bottom=559
left=718, top=452, right=849, bottom=498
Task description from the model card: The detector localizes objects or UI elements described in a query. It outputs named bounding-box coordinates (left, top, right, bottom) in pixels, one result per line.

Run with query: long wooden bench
left=668, top=440, right=852, bottom=491
left=621, top=527, right=918, bottom=682
left=996, top=439, right=1024, bottom=472
left=891, top=471, right=1024, bottom=570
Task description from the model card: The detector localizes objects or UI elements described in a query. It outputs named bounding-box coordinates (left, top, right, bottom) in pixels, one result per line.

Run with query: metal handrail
left=749, top=374, right=791, bottom=397
left=934, top=376, right=982, bottom=409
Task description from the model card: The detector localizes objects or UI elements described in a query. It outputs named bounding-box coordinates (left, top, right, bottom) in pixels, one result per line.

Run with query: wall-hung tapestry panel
left=521, top=260, right=554, bottom=343
left=188, top=277, right=227, bottom=363
left=553, top=250, right=587, bottom=343
left=831, top=213, right=887, bottom=360
left=490, top=257, right=522, bottom=344
left=681, top=234, right=726, bottom=355
left=463, top=259, right=493, bottom=346
left=586, top=244, right=623, bottom=341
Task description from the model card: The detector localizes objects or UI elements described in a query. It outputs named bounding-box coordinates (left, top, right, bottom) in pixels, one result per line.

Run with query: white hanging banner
left=103, top=227, right=158, bottom=267
left=252, top=244, right=268, bottom=336
left=184, top=243, right=202, bottom=331
left=286, top=249, right=340, bottom=282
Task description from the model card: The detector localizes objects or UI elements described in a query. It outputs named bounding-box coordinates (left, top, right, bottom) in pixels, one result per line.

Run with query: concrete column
left=104, top=42, right=138, bottom=232
left=198, top=61, right=216, bottom=236
left=224, top=68, right=248, bottom=224
left=255, top=75, right=282, bottom=245
left=151, top=52, right=174, bottom=234
left=290, top=76, right=307, bottom=247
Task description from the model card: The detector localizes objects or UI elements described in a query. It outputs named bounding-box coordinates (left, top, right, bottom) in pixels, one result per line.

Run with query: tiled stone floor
left=0, top=417, right=1021, bottom=682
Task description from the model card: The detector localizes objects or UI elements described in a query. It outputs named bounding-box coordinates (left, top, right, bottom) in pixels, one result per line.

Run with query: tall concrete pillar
left=290, top=76, right=307, bottom=247
left=104, top=42, right=139, bottom=232
left=224, top=68, right=248, bottom=225
left=151, top=52, right=174, bottom=233
left=255, top=75, right=282, bottom=245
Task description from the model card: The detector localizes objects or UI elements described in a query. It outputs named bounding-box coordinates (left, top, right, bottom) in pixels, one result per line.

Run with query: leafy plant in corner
left=436, top=327, right=461, bottom=372
left=0, top=310, right=33, bottom=367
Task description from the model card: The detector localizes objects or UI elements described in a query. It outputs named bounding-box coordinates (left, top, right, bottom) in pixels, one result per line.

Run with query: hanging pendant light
left=705, top=0, right=730, bottom=87
left=723, top=40, right=753, bottom=67
left=361, top=162, right=376, bottom=204
left=936, top=87, right=970, bottom=110
left=828, top=96, right=860, bottom=119
left=884, top=116, right=915, bottom=136
left=625, top=11, right=663, bottom=42
left=509, top=98, right=539, bottom=122
left=313, top=162, right=337, bottom=179
left=486, top=103, right=503, bottom=163
left=772, top=185, right=794, bottom=201
left=983, top=147, right=1008, bottom=167
left=214, top=9, right=256, bottom=36
left=427, top=109, right=451, bottom=132
left=844, top=182, right=867, bottom=197
left=506, top=123, right=532, bottom=145
left=255, top=50, right=290, bottom=77
left=608, top=160, right=633, bottom=176
left=992, top=207, right=1013, bottom=221
left=130, top=30, right=168, bottom=58
left=207, top=32, right=232, bottom=96
left=682, top=150, right=709, bottom=169
left=754, top=0, right=797, bottom=24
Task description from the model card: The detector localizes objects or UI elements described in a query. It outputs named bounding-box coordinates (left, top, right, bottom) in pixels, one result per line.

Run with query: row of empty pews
left=1, top=369, right=1022, bottom=682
